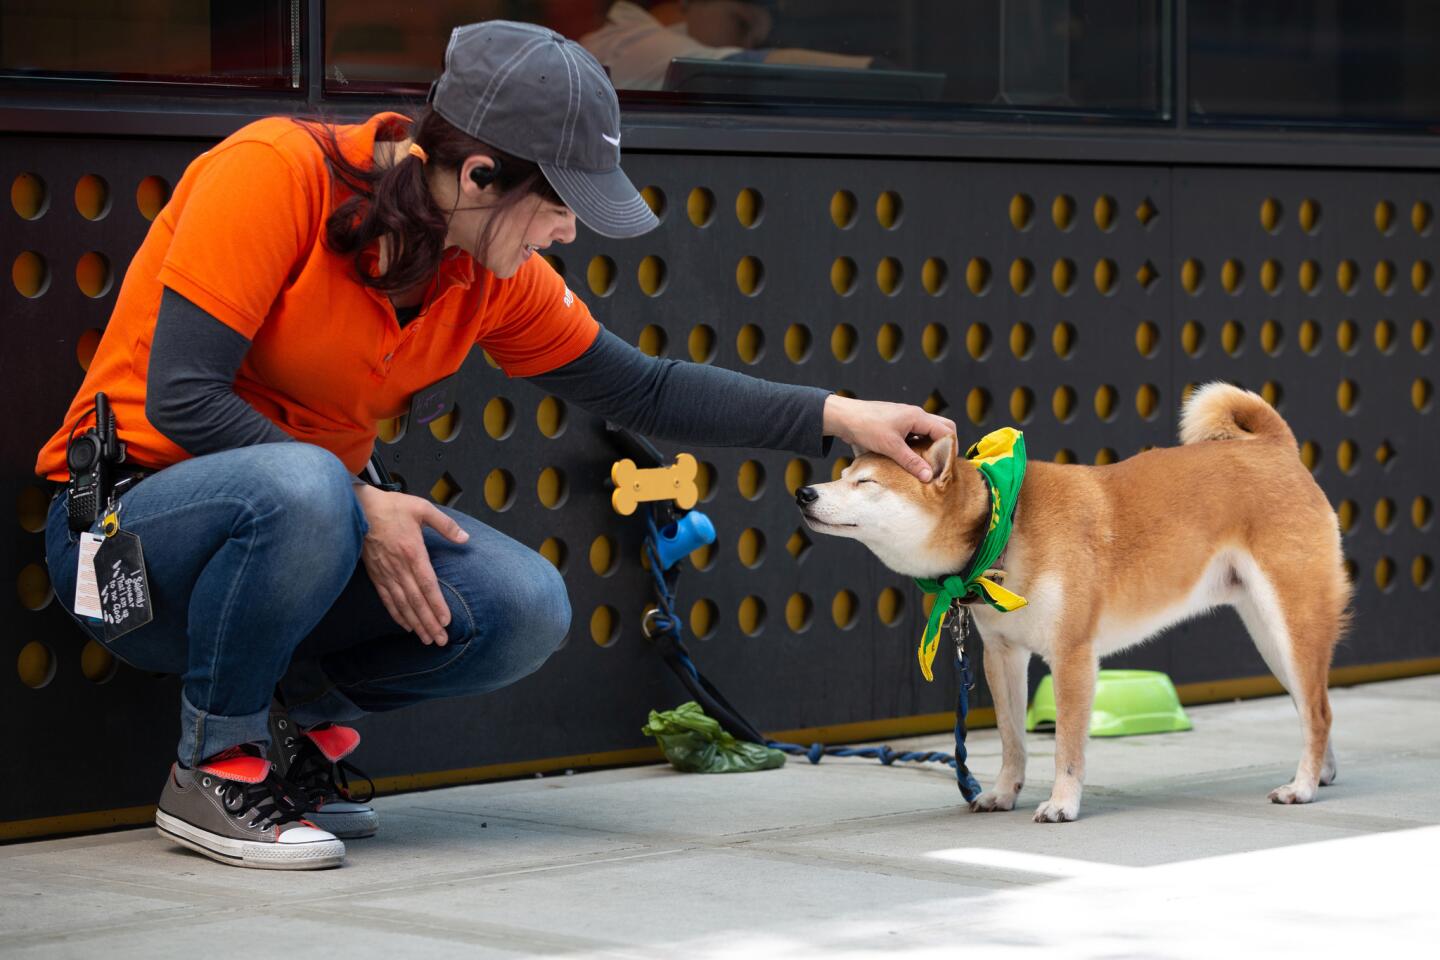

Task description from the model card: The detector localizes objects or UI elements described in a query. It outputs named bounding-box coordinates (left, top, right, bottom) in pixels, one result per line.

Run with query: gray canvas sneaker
left=268, top=711, right=379, bottom=839
left=155, top=746, right=345, bottom=870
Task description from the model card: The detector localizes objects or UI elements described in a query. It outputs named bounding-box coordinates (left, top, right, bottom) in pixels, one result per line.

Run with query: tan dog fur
left=798, top=384, right=1350, bottom=822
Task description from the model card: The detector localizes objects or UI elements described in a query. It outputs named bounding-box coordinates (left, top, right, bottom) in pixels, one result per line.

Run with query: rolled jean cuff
left=178, top=690, right=272, bottom=768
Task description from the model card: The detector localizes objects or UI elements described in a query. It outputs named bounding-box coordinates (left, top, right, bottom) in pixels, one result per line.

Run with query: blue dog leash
left=949, top=602, right=984, bottom=801
left=637, top=503, right=984, bottom=797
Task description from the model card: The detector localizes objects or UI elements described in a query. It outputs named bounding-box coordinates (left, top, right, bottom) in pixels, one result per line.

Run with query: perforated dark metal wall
left=4, top=134, right=1437, bottom=828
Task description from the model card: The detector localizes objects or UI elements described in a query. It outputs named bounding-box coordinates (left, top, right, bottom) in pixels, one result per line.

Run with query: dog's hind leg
left=1231, top=554, right=1337, bottom=804
left=1033, top=636, right=1097, bottom=823
left=971, top=639, right=1030, bottom=813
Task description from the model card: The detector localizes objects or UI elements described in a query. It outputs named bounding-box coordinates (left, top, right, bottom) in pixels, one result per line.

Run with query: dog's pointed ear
left=925, top=434, right=957, bottom=485
left=849, top=439, right=870, bottom=459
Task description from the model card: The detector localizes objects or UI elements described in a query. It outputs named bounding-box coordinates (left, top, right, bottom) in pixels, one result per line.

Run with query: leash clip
left=947, top=598, right=969, bottom=653
left=949, top=602, right=977, bottom=692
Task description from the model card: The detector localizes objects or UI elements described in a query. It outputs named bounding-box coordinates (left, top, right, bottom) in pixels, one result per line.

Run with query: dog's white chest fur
left=969, top=574, right=1065, bottom=657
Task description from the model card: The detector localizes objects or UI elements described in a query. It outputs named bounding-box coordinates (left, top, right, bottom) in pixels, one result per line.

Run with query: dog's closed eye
left=855, top=478, right=875, bottom=485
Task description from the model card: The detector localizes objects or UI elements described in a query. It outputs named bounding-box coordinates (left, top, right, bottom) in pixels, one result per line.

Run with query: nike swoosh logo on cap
left=602, top=133, right=621, bottom=146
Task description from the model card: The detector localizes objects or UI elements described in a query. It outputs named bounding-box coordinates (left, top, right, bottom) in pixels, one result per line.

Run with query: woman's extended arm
left=525, top=326, right=831, bottom=454
left=527, top=327, right=955, bottom=480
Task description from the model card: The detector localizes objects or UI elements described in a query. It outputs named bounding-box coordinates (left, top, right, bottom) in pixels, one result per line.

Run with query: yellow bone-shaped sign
left=610, top=453, right=699, bottom=515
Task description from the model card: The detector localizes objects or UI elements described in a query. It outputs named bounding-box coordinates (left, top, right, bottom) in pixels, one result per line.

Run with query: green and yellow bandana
left=914, top=427, right=1029, bottom=681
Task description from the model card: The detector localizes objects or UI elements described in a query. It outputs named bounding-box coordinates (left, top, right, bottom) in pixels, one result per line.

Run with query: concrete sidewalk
left=3, top=676, right=1438, bottom=959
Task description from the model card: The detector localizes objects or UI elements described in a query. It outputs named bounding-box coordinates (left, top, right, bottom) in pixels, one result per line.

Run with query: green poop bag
left=641, top=701, right=786, bottom=773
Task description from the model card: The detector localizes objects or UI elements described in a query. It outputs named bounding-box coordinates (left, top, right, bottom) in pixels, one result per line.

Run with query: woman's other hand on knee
left=353, top=485, right=469, bottom=646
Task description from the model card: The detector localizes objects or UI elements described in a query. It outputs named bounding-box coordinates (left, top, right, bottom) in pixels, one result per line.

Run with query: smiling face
left=440, top=155, right=578, bottom=279
left=472, top=193, right=577, bottom=279
left=797, top=435, right=982, bottom=578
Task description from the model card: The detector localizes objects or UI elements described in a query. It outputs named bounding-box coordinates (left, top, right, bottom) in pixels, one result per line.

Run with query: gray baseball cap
left=428, top=21, right=658, bottom=239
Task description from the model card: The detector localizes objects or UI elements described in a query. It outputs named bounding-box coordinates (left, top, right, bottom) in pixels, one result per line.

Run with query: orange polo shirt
left=35, top=112, right=598, bottom=481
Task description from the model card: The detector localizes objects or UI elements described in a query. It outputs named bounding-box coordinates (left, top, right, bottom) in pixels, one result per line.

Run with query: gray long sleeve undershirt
left=147, top=288, right=294, bottom=454
left=145, top=287, right=833, bottom=460
left=527, top=328, right=833, bottom=457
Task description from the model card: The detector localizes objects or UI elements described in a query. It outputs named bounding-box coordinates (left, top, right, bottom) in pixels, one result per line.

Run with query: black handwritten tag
left=95, top=530, right=153, bottom=641
left=408, top=373, right=458, bottom=427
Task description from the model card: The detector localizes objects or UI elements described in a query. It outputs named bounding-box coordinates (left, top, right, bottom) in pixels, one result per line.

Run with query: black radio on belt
left=67, top=391, right=127, bottom=532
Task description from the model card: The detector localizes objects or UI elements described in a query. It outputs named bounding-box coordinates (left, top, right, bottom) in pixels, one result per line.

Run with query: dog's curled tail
left=1179, top=382, right=1297, bottom=448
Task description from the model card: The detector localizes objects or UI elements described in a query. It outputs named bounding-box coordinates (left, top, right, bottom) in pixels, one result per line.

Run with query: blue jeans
left=45, top=443, right=571, bottom=767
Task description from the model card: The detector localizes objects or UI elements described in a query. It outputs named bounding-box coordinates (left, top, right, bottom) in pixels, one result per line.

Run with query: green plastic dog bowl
left=1026, top=669, right=1193, bottom=737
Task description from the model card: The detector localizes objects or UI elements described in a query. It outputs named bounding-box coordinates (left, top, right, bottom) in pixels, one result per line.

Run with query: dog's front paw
left=969, top=790, right=1018, bottom=813
left=1032, top=798, right=1080, bottom=823
left=1268, top=782, right=1317, bottom=805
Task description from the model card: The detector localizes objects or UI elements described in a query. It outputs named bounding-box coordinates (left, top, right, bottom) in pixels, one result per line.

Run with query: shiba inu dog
left=796, top=383, right=1349, bottom=822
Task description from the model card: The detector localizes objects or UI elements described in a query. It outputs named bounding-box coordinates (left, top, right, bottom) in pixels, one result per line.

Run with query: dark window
left=325, top=1, right=1167, bottom=122
left=1188, top=0, right=1440, bottom=128
left=0, top=0, right=299, bottom=90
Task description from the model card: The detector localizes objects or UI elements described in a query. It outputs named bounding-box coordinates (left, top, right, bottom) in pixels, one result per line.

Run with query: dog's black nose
left=795, top=486, right=819, bottom=505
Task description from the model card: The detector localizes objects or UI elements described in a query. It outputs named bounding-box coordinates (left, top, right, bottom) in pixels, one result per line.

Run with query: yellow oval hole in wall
left=74, top=174, right=110, bottom=220
left=1051, top=322, right=1075, bottom=358
left=689, top=324, right=717, bottom=363
left=1052, top=258, right=1075, bottom=294
left=966, top=258, right=991, bottom=295
left=484, top=398, right=514, bottom=440
left=690, top=599, right=718, bottom=639
left=536, top=467, right=567, bottom=509
left=1261, top=320, right=1283, bottom=355
left=1259, top=197, right=1282, bottom=233
left=922, top=257, right=947, bottom=295
left=736, top=256, right=764, bottom=296
left=1052, top=194, right=1075, bottom=230
left=876, top=190, right=902, bottom=229
left=876, top=587, right=904, bottom=626
left=637, top=255, right=667, bottom=297
left=1181, top=258, right=1203, bottom=294
left=967, top=323, right=992, bottom=360
left=876, top=257, right=903, bottom=295
left=687, top=187, right=715, bottom=226
left=135, top=175, right=172, bottom=221
left=735, top=187, right=763, bottom=227
left=966, top=387, right=991, bottom=425
left=590, top=605, right=619, bottom=647
left=1135, top=321, right=1159, bottom=357
left=587, top=255, right=616, bottom=296
left=876, top=323, right=903, bottom=361
left=11, top=172, right=47, bottom=220
left=738, top=596, right=766, bottom=635
left=1010, top=193, right=1034, bottom=230
left=484, top=469, right=514, bottom=511
left=737, top=324, right=764, bottom=363
left=830, top=190, right=856, bottom=228
left=1052, top=385, right=1076, bottom=422
left=1093, top=194, right=1116, bottom=231
left=1181, top=321, right=1204, bottom=356
left=737, top=528, right=766, bottom=567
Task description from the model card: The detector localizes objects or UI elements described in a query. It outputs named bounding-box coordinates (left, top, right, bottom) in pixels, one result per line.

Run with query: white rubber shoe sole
left=306, top=806, right=379, bottom=840
left=156, top=810, right=345, bottom=870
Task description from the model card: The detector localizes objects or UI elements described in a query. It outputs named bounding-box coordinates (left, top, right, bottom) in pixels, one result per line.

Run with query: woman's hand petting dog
left=823, top=394, right=957, bottom=482
left=353, top=483, right=470, bottom=646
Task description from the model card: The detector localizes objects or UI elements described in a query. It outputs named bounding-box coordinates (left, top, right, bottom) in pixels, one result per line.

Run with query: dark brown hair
left=299, top=107, right=562, bottom=295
